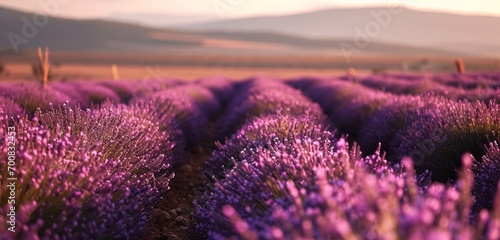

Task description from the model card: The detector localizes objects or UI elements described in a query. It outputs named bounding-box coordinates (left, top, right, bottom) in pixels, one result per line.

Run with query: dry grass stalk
left=455, top=58, right=465, bottom=74
left=37, top=47, right=51, bottom=88
left=111, top=64, right=120, bottom=80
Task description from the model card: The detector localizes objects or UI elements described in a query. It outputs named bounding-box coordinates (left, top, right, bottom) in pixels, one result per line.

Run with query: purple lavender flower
left=133, top=88, right=208, bottom=150
left=38, top=103, right=181, bottom=170
left=331, top=90, right=390, bottom=139
left=473, top=141, right=500, bottom=212
left=285, top=76, right=330, bottom=91
left=457, top=88, right=500, bottom=103
left=0, top=96, right=25, bottom=119
left=196, top=139, right=500, bottom=239
left=358, top=94, right=448, bottom=156
left=304, top=80, right=375, bottom=117
left=98, top=80, right=138, bottom=103
left=0, top=83, right=72, bottom=114
left=391, top=100, right=500, bottom=182
left=205, top=114, right=334, bottom=181
left=80, top=83, right=122, bottom=106
left=0, top=109, right=175, bottom=239
left=214, top=83, right=326, bottom=142
left=196, top=76, right=236, bottom=105
left=195, top=135, right=352, bottom=239
left=170, top=84, right=222, bottom=121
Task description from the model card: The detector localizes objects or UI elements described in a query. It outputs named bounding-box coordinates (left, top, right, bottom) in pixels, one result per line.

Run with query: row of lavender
left=0, top=77, right=234, bottom=238
left=0, top=78, right=233, bottom=116
left=194, top=78, right=500, bottom=239
left=0, top=71, right=498, bottom=238
left=291, top=75, right=500, bottom=209
left=295, top=79, right=498, bottom=172
left=289, top=72, right=499, bottom=103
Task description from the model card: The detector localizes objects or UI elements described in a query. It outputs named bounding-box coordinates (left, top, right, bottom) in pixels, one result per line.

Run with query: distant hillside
left=181, top=7, right=500, bottom=56
left=0, top=7, right=458, bottom=58
left=106, top=12, right=217, bottom=28
left=0, top=7, right=203, bottom=53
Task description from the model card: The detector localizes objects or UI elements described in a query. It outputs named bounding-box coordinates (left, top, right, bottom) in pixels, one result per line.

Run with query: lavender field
left=1, top=72, right=500, bottom=239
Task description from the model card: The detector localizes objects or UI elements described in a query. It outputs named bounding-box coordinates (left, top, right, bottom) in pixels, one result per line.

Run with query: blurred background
left=0, top=0, right=499, bottom=80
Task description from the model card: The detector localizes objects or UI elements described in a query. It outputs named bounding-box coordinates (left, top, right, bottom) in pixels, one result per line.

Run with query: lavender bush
left=457, top=88, right=500, bottom=103
left=196, top=136, right=500, bottom=239
left=134, top=89, right=208, bottom=150
left=0, top=83, right=72, bottom=115
left=118, top=101, right=186, bottom=166
left=196, top=76, right=236, bottom=105
left=196, top=134, right=352, bottom=239
left=285, top=76, right=330, bottom=91
left=0, top=96, right=25, bottom=120
left=0, top=110, right=174, bottom=239
left=433, top=72, right=500, bottom=89
left=331, top=90, right=390, bottom=139
left=98, top=80, right=138, bottom=104
left=38, top=103, right=181, bottom=170
left=358, top=94, right=449, bottom=155
left=170, top=84, right=222, bottom=121
left=51, top=82, right=121, bottom=108
left=214, top=85, right=325, bottom=142
left=205, top=114, right=334, bottom=181
left=74, top=81, right=121, bottom=106
left=391, top=100, right=500, bottom=182
left=473, top=141, right=500, bottom=212
left=304, top=80, right=376, bottom=117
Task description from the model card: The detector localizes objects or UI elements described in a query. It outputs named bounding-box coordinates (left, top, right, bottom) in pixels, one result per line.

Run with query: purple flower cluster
left=134, top=88, right=208, bottom=150
left=391, top=100, right=499, bottom=182
left=0, top=96, right=25, bottom=120
left=214, top=79, right=326, bottom=142
left=205, top=114, right=334, bottom=181
left=0, top=78, right=187, bottom=115
left=196, top=127, right=346, bottom=238
left=196, top=76, right=236, bottom=106
left=473, top=141, right=500, bottom=212
left=358, top=94, right=449, bottom=155
left=331, top=90, right=390, bottom=139
left=0, top=103, right=178, bottom=239
left=284, top=76, right=330, bottom=91
left=456, top=88, right=500, bottom=103
left=432, top=72, right=500, bottom=89
left=97, top=80, right=138, bottom=103
left=40, top=103, right=184, bottom=168
left=304, top=80, right=374, bottom=116
left=354, top=72, right=500, bottom=102
left=291, top=76, right=498, bottom=183
left=50, top=81, right=121, bottom=108
left=0, top=72, right=498, bottom=239
left=169, top=84, right=222, bottom=121
left=0, top=83, right=71, bottom=115
left=196, top=135, right=500, bottom=239
left=300, top=80, right=389, bottom=138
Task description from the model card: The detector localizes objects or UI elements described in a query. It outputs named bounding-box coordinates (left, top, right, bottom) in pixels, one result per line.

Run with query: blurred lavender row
left=0, top=103, right=177, bottom=238
left=287, top=74, right=499, bottom=184
left=196, top=114, right=500, bottom=239
left=194, top=72, right=499, bottom=238
left=0, top=76, right=230, bottom=238
left=0, top=72, right=498, bottom=239
left=212, top=78, right=329, bottom=143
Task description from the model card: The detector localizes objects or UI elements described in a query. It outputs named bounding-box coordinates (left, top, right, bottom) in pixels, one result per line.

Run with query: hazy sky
left=1, top=0, right=500, bottom=19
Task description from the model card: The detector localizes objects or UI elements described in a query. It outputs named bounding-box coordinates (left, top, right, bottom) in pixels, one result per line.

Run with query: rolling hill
left=181, top=7, right=500, bottom=56
left=0, top=7, right=458, bottom=58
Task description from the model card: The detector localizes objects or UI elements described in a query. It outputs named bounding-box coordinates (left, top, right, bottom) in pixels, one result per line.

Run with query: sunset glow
left=1, top=0, right=500, bottom=19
